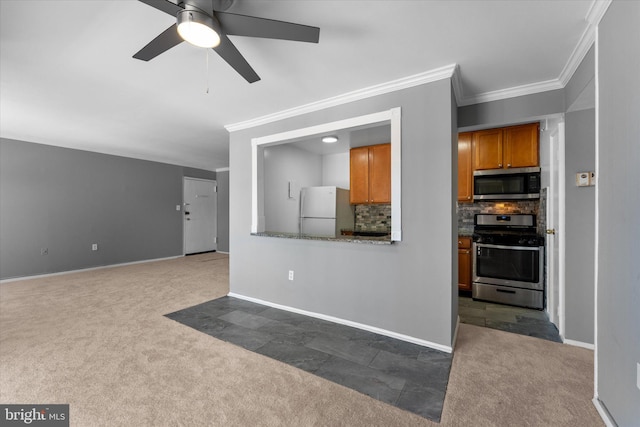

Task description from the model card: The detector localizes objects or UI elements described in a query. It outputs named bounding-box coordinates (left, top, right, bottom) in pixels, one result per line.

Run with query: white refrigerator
left=300, top=186, right=354, bottom=237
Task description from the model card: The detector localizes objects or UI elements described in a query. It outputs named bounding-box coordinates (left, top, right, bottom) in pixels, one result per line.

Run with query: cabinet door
left=458, top=248, right=472, bottom=291
left=504, top=123, right=539, bottom=168
left=473, top=128, right=503, bottom=170
left=350, top=146, right=370, bottom=204
left=369, top=143, right=391, bottom=204
left=458, top=132, right=473, bottom=202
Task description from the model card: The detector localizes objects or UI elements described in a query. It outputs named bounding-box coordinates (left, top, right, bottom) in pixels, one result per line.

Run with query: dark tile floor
left=458, top=295, right=562, bottom=342
left=166, top=296, right=452, bottom=422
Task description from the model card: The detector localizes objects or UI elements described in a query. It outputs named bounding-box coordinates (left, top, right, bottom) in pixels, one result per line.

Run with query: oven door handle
left=496, top=288, right=517, bottom=294
left=475, top=243, right=541, bottom=251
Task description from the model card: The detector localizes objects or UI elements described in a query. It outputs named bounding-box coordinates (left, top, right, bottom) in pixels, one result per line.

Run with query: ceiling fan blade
left=137, top=0, right=183, bottom=17
left=216, top=12, right=320, bottom=43
left=213, top=33, right=260, bottom=83
left=133, top=24, right=183, bottom=61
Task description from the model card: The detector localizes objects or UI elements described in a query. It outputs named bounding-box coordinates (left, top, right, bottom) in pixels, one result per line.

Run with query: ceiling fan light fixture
left=177, top=9, right=221, bottom=48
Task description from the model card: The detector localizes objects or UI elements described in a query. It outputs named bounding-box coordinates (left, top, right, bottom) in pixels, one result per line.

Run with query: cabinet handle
left=498, top=163, right=502, bottom=167
left=467, top=196, right=471, bottom=200
left=507, top=163, right=511, bottom=168
left=458, top=241, right=462, bottom=245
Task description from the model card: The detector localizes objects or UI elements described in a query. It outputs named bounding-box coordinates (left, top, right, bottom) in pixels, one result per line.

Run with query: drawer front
left=458, top=236, right=471, bottom=249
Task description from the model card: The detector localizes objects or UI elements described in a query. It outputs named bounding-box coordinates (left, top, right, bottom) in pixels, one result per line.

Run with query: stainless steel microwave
left=473, top=167, right=541, bottom=200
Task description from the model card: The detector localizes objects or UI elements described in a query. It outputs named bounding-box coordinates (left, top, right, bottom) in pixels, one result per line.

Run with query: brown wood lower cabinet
left=458, top=236, right=472, bottom=291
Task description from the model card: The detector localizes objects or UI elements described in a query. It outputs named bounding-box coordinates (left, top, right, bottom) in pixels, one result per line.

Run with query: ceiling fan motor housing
left=179, top=0, right=235, bottom=13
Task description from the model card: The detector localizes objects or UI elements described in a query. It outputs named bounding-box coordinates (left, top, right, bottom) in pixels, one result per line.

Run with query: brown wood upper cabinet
left=458, top=132, right=473, bottom=202
left=350, top=143, right=391, bottom=204
left=473, top=123, right=539, bottom=171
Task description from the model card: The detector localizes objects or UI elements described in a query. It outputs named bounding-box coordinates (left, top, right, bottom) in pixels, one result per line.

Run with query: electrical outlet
left=288, top=270, right=294, bottom=281
left=176, top=204, right=181, bottom=211
left=41, top=248, right=48, bottom=255
left=92, top=243, right=98, bottom=251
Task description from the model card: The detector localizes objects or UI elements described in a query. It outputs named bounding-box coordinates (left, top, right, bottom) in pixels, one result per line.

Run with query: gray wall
left=216, top=170, right=230, bottom=253
left=565, top=46, right=595, bottom=111
left=450, top=84, right=459, bottom=339
left=229, top=80, right=457, bottom=349
left=596, top=1, right=640, bottom=424
left=0, top=138, right=216, bottom=279
left=562, top=40, right=596, bottom=346
left=458, top=89, right=564, bottom=129
left=263, top=144, right=322, bottom=233
left=563, top=108, right=595, bottom=345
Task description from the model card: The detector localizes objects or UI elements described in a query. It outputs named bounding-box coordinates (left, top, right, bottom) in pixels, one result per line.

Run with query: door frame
left=183, top=177, right=218, bottom=255
left=545, top=119, right=566, bottom=337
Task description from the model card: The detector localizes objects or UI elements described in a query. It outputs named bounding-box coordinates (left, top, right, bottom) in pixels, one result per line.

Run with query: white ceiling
left=0, top=0, right=597, bottom=171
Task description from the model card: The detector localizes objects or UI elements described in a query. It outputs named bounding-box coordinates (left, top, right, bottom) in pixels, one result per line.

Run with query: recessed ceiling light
left=322, top=136, right=338, bottom=143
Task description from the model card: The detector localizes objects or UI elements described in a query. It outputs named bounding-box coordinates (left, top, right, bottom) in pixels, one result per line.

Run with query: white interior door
left=546, top=122, right=565, bottom=336
left=183, top=178, right=217, bottom=255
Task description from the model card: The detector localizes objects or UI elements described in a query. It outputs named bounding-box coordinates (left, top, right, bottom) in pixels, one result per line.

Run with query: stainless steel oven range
left=472, top=214, right=545, bottom=309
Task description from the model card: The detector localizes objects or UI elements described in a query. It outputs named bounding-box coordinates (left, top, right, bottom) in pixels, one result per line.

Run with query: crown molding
left=456, top=0, right=610, bottom=107
left=225, top=64, right=456, bottom=132
left=586, top=0, right=612, bottom=26
left=225, top=0, right=611, bottom=120
left=558, top=0, right=611, bottom=87
left=457, top=78, right=564, bottom=107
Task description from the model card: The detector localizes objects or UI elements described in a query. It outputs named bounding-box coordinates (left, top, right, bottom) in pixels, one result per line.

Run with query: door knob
left=546, top=229, right=556, bottom=235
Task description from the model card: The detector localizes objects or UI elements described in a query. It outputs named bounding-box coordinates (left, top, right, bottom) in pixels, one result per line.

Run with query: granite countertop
left=252, top=232, right=393, bottom=245
left=458, top=229, right=474, bottom=237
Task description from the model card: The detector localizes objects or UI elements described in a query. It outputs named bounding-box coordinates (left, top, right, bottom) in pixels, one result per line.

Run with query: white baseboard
left=216, top=251, right=230, bottom=254
left=592, top=397, right=617, bottom=427
left=563, top=338, right=595, bottom=350
left=0, top=255, right=183, bottom=284
left=228, top=292, right=453, bottom=354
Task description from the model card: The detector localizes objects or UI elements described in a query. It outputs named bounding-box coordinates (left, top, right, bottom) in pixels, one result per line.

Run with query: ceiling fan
left=133, top=0, right=320, bottom=83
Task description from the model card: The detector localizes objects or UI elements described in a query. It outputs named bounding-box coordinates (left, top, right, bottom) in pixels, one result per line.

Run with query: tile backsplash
left=457, top=195, right=547, bottom=236
left=355, top=204, right=391, bottom=232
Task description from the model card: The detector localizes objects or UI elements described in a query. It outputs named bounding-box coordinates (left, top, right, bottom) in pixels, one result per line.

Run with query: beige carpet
left=0, top=253, right=603, bottom=426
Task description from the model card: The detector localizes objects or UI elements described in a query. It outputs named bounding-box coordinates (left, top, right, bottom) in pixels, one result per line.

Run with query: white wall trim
left=228, top=292, right=453, bottom=354
left=457, top=79, right=564, bottom=107
left=226, top=65, right=455, bottom=132
left=558, top=23, right=595, bottom=88
left=558, top=0, right=611, bottom=88
left=593, top=23, right=601, bottom=408
left=215, top=167, right=230, bottom=172
left=455, top=0, right=612, bottom=107
left=563, top=339, right=595, bottom=350
left=250, top=108, right=402, bottom=240
left=592, top=398, right=617, bottom=427
left=586, top=0, right=612, bottom=27
left=0, top=255, right=183, bottom=284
